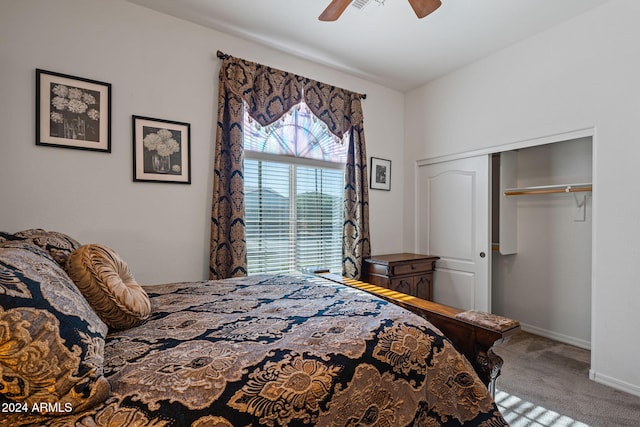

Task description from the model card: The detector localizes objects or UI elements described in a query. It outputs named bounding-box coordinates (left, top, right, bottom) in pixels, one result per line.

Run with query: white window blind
left=245, top=157, right=344, bottom=274
left=244, top=100, right=347, bottom=275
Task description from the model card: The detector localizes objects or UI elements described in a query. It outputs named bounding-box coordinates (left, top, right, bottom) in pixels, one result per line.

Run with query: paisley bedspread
left=6, top=273, right=507, bottom=426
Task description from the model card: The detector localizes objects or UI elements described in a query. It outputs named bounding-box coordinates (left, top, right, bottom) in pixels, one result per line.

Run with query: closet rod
left=504, top=183, right=592, bottom=196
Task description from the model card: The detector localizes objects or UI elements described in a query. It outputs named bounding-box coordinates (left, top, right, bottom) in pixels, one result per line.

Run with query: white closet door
left=417, top=155, right=491, bottom=311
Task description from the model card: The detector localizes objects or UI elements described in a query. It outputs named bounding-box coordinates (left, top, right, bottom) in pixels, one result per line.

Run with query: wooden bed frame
left=320, top=273, right=521, bottom=395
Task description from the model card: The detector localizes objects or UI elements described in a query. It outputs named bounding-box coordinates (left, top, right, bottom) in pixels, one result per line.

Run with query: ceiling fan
left=319, top=0, right=442, bottom=21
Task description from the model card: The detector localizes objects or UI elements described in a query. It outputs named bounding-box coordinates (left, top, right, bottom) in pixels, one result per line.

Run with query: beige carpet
left=492, top=331, right=640, bottom=426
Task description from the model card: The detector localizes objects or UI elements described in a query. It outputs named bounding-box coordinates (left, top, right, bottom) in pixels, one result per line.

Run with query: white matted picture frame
left=36, top=69, right=111, bottom=152
left=370, top=157, right=391, bottom=191
left=133, top=115, right=191, bottom=184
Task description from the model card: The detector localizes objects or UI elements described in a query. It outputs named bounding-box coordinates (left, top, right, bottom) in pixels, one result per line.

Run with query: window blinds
left=245, top=158, right=344, bottom=274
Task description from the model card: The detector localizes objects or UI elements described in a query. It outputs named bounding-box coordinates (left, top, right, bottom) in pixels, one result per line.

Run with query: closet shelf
left=504, top=183, right=592, bottom=196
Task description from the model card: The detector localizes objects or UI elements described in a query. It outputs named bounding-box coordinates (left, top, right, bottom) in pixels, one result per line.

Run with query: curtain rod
left=216, top=50, right=367, bottom=100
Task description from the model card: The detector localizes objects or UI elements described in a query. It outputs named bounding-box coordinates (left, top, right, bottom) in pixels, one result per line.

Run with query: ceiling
left=127, top=0, right=611, bottom=92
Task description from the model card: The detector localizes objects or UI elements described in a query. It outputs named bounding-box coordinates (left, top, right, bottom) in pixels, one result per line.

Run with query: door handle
left=479, top=252, right=486, bottom=258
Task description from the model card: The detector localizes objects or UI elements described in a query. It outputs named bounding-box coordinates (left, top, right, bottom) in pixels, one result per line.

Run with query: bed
left=1, top=229, right=509, bottom=426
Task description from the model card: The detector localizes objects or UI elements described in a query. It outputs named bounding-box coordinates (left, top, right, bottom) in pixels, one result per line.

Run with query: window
left=244, top=102, right=347, bottom=274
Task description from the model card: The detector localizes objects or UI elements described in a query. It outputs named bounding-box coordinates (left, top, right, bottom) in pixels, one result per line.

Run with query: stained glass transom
left=244, top=102, right=348, bottom=163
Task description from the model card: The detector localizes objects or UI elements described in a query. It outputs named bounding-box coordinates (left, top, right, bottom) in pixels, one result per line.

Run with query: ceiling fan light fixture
left=319, top=0, right=442, bottom=21
left=408, top=0, right=442, bottom=19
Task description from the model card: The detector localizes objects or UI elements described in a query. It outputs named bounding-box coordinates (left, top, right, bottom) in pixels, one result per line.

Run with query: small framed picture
left=36, top=69, right=111, bottom=152
left=370, top=157, right=391, bottom=191
left=133, top=116, right=191, bottom=184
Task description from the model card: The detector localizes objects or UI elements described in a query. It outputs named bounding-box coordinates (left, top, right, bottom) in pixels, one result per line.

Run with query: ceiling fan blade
left=319, top=0, right=352, bottom=21
left=408, top=0, right=442, bottom=19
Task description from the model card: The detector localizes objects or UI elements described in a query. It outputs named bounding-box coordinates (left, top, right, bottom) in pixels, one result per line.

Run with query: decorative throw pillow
left=12, top=228, right=81, bottom=267
left=0, top=240, right=110, bottom=414
left=66, top=244, right=151, bottom=330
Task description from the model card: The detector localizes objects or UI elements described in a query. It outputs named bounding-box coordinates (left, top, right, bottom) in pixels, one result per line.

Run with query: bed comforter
left=1, top=232, right=506, bottom=426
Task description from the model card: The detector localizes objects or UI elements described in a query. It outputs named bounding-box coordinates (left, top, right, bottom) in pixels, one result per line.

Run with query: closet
left=491, top=137, right=593, bottom=349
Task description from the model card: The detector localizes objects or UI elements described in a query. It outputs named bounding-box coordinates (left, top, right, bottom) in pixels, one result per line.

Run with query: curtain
left=210, top=52, right=370, bottom=279
left=340, top=100, right=370, bottom=279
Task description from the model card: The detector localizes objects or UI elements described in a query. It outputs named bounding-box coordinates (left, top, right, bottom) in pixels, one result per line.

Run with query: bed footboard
left=320, top=273, right=520, bottom=394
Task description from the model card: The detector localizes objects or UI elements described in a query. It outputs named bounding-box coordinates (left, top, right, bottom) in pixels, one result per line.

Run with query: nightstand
left=362, top=253, right=439, bottom=301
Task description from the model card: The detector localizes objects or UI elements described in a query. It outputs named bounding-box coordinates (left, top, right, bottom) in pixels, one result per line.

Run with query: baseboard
left=519, top=323, right=591, bottom=350
left=589, top=369, right=640, bottom=398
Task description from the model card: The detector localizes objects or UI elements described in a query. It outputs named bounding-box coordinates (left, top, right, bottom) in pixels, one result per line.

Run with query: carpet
left=492, top=331, right=640, bottom=426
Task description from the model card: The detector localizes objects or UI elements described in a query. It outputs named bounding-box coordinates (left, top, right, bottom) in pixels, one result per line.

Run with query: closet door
left=416, top=155, right=491, bottom=311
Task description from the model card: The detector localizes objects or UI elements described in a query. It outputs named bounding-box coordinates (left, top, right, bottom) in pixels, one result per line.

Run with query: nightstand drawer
left=391, top=260, right=433, bottom=276
left=365, top=262, right=390, bottom=277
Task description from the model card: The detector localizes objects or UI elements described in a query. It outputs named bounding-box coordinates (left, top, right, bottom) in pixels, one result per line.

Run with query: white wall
left=404, top=0, right=640, bottom=396
left=492, top=138, right=593, bottom=349
left=0, top=0, right=405, bottom=284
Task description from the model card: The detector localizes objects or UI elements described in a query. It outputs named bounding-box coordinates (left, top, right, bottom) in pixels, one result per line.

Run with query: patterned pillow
left=0, top=232, right=12, bottom=244
left=11, top=229, right=81, bottom=267
left=66, top=244, right=151, bottom=330
left=0, top=241, right=110, bottom=414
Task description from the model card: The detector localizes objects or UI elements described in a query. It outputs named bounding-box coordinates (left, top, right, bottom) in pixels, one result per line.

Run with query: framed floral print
left=132, top=115, right=191, bottom=184
left=36, top=69, right=111, bottom=152
left=370, top=157, right=391, bottom=191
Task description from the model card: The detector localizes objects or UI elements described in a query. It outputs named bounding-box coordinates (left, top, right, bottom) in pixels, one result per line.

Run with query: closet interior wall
left=491, top=137, right=593, bottom=349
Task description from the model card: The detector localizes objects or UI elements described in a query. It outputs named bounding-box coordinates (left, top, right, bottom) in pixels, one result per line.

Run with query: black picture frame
left=36, top=69, right=111, bottom=152
left=370, top=157, right=391, bottom=191
left=133, top=115, right=191, bottom=184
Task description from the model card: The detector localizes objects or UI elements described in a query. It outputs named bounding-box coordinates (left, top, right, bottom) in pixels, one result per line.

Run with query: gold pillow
left=66, top=244, right=151, bottom=330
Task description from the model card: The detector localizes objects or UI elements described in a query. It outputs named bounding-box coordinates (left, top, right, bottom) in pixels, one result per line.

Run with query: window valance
left=216, top=51, right=365, bottom=139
